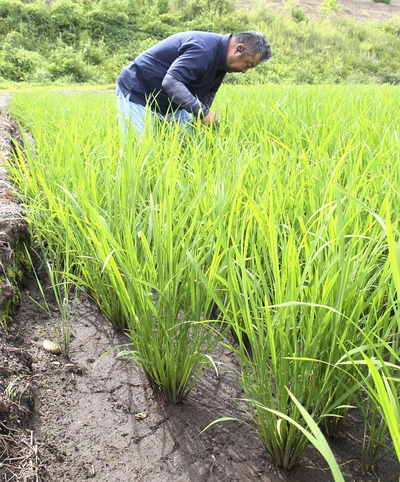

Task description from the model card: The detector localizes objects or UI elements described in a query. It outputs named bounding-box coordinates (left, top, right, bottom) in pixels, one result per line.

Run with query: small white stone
left=135, top=412, right=148, bottom=420
left=42, top=339, right=62, bottom=355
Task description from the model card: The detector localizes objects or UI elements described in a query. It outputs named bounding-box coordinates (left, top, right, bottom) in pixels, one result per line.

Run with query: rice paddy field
left=6, top=84, right=400, bottom=480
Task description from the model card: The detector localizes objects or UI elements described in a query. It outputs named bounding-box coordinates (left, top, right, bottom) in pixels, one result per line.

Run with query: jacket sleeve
left=161, top=73, right=210, bottom=118
left=198, top=92, right=216, bottom=110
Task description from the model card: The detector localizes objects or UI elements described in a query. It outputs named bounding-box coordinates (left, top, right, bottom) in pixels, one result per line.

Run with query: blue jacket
left=117, top=31, right=231, bottom=116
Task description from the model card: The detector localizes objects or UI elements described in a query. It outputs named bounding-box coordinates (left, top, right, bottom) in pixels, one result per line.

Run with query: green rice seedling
left=24, top=247, right=78, bottom=358
left=220, top=166, right=385, bottom=436
left=360, top=396, right=389, bottom=473
left=198, top=86, right=398, bottom=467
left=7, top=93, right=225, bottom=402
left=6, top=85, right=400, bottom=441
left=113, top=127, right=226, bottom=401
left=45, top=257, right=79, bottom=359
left=202, top=387, right=345, bottom=481
left=337, top=334, right=400, bottom=463
left=8, top=95, right=134, bottom=328
left=253, top=389, right=345, bottom=482
left=307, top=204, right=389, bottom=437
left=361, top=354, right=400, bottom=462
left=339, top=198, right=400, bottom=464
left=209, top=203, right=391, bottom=467
left=200, top=190, right=329, bottom=467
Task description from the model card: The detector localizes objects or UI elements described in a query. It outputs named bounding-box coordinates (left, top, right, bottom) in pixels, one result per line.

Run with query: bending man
left=116, top=30, right=271, bottom=136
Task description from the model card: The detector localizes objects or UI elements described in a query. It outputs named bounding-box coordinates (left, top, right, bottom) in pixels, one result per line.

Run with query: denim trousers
left=116, top=83, right=192, bottom=137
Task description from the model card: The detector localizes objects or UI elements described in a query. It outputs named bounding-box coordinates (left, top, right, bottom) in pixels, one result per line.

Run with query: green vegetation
left=5, top=86, right=400, bottom=477
left=0, top=239, right=29, bottom=328
left=25, top=247, right=78, bottom=358
left=0, top=0, right=399, bottom=85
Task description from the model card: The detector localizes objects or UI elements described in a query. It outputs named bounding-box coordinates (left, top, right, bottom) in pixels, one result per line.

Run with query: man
left=116, top=30, right=271, bottom=135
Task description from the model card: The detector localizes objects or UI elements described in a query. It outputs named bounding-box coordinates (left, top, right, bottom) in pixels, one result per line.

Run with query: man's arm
left=198, top=92, right=216, bottom=111
left=162, top=74, right=219, bottom=126
left=162, top=73, right=210, bottom=118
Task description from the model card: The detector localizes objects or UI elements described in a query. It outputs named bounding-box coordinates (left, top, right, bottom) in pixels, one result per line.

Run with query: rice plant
left=5, top=84, right=400, bottom=466
left=337, top=197, right=400, bottom=465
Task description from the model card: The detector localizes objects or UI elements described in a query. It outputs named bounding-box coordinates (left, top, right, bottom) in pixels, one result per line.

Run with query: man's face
left=226, top=50, right=262, bottom=74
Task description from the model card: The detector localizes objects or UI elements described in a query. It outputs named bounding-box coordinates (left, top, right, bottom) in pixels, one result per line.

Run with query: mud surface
left=5, top=270, right=400, bottom=482
left=1, top=76, right=400, bottom=482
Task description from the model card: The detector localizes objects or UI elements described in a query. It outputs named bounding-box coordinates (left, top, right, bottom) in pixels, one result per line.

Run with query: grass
left=1, top=0, right=399, bottom=86
left=4, top=84, right=400, bottom=474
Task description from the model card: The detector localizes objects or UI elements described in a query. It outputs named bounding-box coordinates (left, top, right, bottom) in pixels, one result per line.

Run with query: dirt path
left=0, top=94, right=12, bottom=114
left=1, top=90, right=400, bottom=481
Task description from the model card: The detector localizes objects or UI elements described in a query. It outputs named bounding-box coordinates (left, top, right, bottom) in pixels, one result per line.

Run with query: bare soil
left=243, top=0, right=400, bottom=23
left=3, top=272, right=400, bottom=482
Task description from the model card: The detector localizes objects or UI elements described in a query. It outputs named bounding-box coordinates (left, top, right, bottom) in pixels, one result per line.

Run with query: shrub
left=175, top=0, right=235, bottom=19
left=81, top=39, right=107, bottom=66
left=85, top=0, right=131, bottom=47
left=21, top=2, right=52, bottom=43
left=0, top=0, right=23, bottom=36
left=0, top=48, right=43, bottom=81
left=141, top=20, right=175, bottom=39
left=48, top=47, right=92, bottom=83
left=157, top=0, right=169, bottom=14
left=376, top=72, right=400, bottom=84
left=2, top=31, right=30, bottom=50
left=50, top=0, right=83, bottom=44
left=0, top=0, right=399, bottom=85
left=30, top=68, right=53, bottom=84
left=321, top=0, right=340, bottom=13
left=292, top=8, right=307, bottom=22
left=96, top=53, right=129, bottom=83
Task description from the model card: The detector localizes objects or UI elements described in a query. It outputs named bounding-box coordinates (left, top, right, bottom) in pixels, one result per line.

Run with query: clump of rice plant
left=339, top=200, right=400, bottom=466
left=25, top=247, right=79, bottom=358
left=205, top=189, right=376, bottom=468
left=6, top=85, right=400, bottom=460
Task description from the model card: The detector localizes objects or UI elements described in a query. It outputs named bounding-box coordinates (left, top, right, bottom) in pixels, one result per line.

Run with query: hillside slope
left=245, top=0, right=400, bottom=23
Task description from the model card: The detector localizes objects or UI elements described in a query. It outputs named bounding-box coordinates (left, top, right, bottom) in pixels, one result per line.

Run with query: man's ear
left=236, top=43, right=244, bottom=53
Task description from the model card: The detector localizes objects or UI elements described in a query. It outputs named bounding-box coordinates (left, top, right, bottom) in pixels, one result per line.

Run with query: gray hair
left=232, top=31, right=272, bottom=63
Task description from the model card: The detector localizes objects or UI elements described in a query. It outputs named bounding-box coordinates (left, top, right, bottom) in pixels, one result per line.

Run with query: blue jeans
left=116, top=83, right=192, bottom=137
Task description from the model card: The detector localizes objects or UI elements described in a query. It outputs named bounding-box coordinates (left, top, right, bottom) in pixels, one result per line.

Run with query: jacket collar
left=219, top=34, right=231, bottom=71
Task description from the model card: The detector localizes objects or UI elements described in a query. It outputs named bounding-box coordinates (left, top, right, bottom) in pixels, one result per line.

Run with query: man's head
left=226, top=31, right=272, bottom=74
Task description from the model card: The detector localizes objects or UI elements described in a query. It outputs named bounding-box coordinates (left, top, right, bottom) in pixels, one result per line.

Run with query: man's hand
left=201, top=111, right=219, bottom=127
